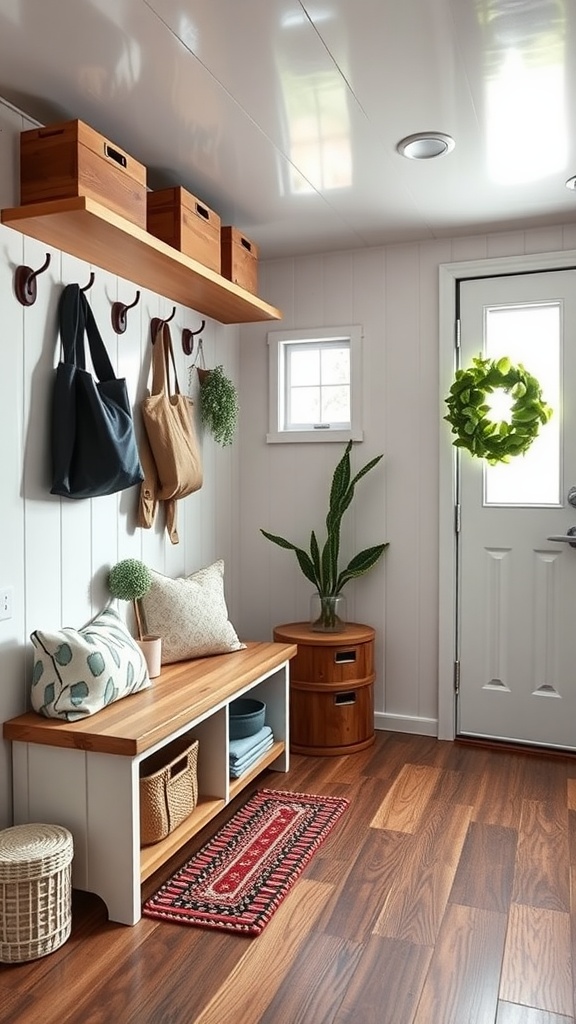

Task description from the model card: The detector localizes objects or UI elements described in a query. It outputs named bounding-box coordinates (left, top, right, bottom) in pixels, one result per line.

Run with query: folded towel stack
left=229, top=725, right=274, bottom=778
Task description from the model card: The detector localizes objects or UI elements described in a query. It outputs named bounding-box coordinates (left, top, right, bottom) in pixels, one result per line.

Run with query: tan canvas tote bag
left=137, top=319, right=203, bottom=543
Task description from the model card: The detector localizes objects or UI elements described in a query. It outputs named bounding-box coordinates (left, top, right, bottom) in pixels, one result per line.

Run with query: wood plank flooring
left=2, top=731, right=576, bottom=1024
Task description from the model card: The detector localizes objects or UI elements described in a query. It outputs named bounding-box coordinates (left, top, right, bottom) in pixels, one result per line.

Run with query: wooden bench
left=3, top=640, right=296, bottom=925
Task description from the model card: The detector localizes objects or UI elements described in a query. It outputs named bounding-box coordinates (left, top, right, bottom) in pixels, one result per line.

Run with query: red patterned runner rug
left=142, top=788, right=349, bottom=935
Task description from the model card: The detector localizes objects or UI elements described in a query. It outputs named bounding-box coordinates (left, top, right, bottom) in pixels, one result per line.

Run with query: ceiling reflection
left=481, top=0, right=567, bottom=184
left=1, top=0, right=19, bottom=24
left=175, top=13, right=200, bottom=54
left=276, top=9, right=352, bottom=196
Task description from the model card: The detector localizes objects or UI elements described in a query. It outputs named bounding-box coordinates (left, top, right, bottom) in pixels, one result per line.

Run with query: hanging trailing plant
left=444, top=355, right=553, bottom=465
left=197, top=365, right=239, bottom=447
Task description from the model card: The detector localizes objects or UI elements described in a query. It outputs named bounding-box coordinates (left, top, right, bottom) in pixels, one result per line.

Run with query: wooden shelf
left=140, top=796, right=225, bottom=882
left=140, top=741, right=286, bottom=882
left=228, top=740, right=285, bottom=799
left=1, top=197, right=282, bottom=325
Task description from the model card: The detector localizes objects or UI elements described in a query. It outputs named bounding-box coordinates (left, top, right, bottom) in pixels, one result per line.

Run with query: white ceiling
left=0, top=0, right=575, bottom=260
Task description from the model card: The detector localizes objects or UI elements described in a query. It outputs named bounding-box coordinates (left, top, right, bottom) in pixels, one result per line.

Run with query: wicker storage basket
left=140, top=737, right=199, bottom=846
left=0, top=823, right=73, bottom=963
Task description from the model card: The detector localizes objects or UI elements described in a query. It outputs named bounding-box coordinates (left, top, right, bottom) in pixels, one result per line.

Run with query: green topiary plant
left=198, top=365, right=239, bottom=447
left=260, top=441, right=388, bottom=629
left=107, top=558, right=153, bottom=640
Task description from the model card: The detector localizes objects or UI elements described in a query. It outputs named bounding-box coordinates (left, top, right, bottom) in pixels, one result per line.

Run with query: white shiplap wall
left=0, top=100, right=241, bottom=828
left=237, top=225, right=576, bottom=737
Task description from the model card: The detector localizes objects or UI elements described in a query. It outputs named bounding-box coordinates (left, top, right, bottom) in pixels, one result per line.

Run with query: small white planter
left=137, top=635, right=162, bottom=679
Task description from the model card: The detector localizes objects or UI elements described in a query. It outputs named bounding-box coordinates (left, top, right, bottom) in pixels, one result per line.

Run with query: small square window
left=267, top=326, right=363, bottom=443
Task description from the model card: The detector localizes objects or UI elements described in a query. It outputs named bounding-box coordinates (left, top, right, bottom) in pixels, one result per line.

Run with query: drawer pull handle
left=195, top=202, right=209, bottom=220
left=104, top=143, right=127, bottom=168
left=334, top=651, right=356, bottom=664
left=241, top=237, right=252, bottom=252
left=334, top=691, right=356, bottom=706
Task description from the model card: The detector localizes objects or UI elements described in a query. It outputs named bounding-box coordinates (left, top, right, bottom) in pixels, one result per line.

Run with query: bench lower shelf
left=141, top=740, right=285, bottom=882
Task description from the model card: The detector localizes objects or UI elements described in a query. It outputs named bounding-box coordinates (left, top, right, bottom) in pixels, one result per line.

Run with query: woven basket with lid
left=0, top=822, right=73, bottom=962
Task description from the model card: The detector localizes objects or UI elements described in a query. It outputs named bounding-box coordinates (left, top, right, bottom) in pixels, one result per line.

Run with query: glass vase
left=310, top=593, right=347, bottom=633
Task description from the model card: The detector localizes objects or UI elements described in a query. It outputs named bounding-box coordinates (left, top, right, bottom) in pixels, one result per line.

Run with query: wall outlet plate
left=0, top=587, right=13, bottom=621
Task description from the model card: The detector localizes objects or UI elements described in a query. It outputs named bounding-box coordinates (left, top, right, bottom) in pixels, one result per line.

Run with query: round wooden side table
left=273, top=622, right=375, bottom=756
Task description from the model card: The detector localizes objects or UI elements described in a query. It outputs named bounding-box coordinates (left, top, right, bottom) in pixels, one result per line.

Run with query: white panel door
left=458, top=270, right=576, bottom=749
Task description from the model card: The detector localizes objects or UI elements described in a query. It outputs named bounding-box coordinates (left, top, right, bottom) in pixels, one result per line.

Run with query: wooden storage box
left=147, top=186, right=221, bottom=273
left=289, top=681, right=374, bottom=753
left=140, top=736, right=199, bottom=846
left=221, top=226, right=259, bottom=294
left=20, top=119, right=147, bottom=229
left=273, top=622, right=375, bottom=756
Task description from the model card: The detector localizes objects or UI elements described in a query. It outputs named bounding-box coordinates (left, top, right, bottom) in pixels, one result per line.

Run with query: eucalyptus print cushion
left=30, top=606, right=150, bottom=720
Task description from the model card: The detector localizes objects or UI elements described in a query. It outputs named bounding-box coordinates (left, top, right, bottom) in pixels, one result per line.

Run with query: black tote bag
left=50, top=283, right=143, bottom=498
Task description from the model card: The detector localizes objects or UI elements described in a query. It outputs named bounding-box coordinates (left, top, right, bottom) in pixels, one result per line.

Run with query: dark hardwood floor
left=1, top=730, right=575, bottom=1024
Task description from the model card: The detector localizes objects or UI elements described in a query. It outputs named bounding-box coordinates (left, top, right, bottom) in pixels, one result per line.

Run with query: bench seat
left=3, top=640, right=296, bottom=924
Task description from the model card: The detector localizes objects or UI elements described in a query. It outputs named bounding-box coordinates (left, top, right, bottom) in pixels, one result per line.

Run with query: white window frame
left=267, top=325, right=363, bottom=443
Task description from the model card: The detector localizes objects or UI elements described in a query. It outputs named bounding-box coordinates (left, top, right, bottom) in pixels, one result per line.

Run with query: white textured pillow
left=30, top=606, right=150, bottom=721
left=140, top=560, right=245, bottom=664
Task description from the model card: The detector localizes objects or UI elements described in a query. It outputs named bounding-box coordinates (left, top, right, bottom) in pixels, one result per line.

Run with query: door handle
left=547, top=527, right=576, bottom=548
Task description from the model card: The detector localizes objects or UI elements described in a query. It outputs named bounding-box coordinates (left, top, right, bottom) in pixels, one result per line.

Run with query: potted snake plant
left=261, top=441, right=388, bottom=631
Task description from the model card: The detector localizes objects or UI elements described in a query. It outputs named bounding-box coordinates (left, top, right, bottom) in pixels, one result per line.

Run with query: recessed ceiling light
left=396, top=132, right=455, bottom=160
left=565, top=175, right=576, bottom=190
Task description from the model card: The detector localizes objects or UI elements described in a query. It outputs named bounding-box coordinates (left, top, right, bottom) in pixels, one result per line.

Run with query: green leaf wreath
left=444, top=355, right=553, bottom=465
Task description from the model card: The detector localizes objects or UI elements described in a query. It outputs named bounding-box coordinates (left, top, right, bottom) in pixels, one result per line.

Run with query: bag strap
left=58, top=284, right=116, bottom=382
left=145, top=320, right=182, bottom=545
left=150, top=320, right=181, bottom=396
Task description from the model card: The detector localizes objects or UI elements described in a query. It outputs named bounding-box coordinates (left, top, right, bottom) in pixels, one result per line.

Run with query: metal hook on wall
left=80, top=271, right=95, bottom=292
left=111, top=290, right=141, bottom=334
left=14, top=252, right=51, bottom=306
left=151, top=306, right=176, bottom=341
left=182, top=319, right=206, bottom=356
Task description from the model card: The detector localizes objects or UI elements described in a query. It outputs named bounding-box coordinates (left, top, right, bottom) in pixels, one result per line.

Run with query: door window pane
left=484, top=302, right=560, bottom=506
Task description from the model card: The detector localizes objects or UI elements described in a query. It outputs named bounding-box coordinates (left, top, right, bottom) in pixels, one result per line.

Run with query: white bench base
left=6, top=643, right=294, bottom=925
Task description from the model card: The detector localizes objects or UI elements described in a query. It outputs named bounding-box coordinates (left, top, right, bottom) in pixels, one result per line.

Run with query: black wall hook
left=182, top=319, right=206, bottom=356
left=151, top=306, right=177, bottom=341
left=111, top=290, right=141, bottom=334
left=14, top=252, right=51, bottom=306
left=80, top=271, right=95, bottom=292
